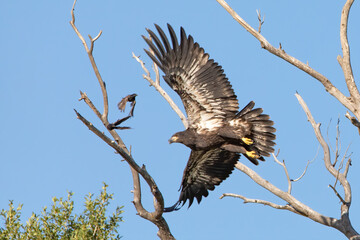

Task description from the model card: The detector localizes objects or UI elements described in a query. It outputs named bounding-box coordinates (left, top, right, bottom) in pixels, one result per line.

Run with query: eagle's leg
left=221, top=144, right=247, bottom=154
left=241, top=137, right=253, bottom=145
left=221, top=144, right=262, bottom=165
left=218, top=129, right=253, bottom=145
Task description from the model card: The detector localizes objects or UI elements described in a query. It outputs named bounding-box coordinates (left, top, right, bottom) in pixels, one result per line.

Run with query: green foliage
left=0, top=183, right=123, bottom=240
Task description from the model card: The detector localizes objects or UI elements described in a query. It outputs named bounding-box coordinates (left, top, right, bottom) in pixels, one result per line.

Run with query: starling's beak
left=168, top=135, right=179, bottom=144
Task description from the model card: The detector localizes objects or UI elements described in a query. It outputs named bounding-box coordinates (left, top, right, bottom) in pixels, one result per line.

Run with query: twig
left=333, top=118, right=341, bottom=166
left=89, top=32, right=103, bottom=54
left=334, top=143, right=351, bottom=188
left=256, top=9, right=265, bottom=34
left=220, top=193, right=299, bottom=214
left=272, top=153, right=292, bottom=194
left=344, top=158, right=351, bottom=178
left=79, top=91, right=102, bottom=120
left=329, top=185, right=346, bottom=205
left=70, top=0, right=108, bottom=120
left=292, top=160, right=311, bottom=182
left=154, top=61, right=160, bottom=86
left=291, top=146, right=317, bottom=182
left=148, top=35, right=161, bottom=86
left=345, top=112, right=360, bottom=134
left=327, top=118, right=341, bottom=167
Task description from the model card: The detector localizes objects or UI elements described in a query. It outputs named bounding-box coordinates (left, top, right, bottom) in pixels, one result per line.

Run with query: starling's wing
left=143, top=24, right=239, bottom=133
left=164, top=148, right=239, bottom=212
left=117, top=93, right=137, bottom=116
left=117, top=95, right=130, bottom=112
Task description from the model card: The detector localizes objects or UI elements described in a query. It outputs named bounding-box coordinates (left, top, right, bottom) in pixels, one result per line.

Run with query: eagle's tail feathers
left=237, top=101, right=276, bottom=164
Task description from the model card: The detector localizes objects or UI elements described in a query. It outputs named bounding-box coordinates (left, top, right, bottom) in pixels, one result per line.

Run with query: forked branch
left=295, top=93, right=358, bottom=239
left=220, top=94, right=359, bottom=239
left=220, top=193, right=298, bottom=214
left=214, top=2, right=359, bottom=237
left=216, top=0, right=360, bottom=124
left=70, top=1, right=174, bottom=239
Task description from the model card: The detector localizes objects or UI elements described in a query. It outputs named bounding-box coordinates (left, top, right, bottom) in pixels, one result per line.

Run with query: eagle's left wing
left=164, top=148, right=240, bottom=212
left=143, top=24, right=239, bottom=133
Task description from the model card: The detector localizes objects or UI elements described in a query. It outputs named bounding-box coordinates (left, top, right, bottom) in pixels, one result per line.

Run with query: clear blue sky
left=1, top=0, right=359, bottom=239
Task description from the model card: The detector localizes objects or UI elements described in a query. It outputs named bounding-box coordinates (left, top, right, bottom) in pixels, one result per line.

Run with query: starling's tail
left=235, top=101, right=276, bottom=165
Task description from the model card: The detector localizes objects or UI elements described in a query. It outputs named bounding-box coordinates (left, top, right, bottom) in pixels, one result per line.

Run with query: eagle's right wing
left=164, top=148, right=239, bottom=212
left=143, top=24, right=239, bottom=133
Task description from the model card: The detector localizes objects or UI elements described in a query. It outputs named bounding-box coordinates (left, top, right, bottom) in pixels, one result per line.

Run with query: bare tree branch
left=345, top=112, right=360, bottom=134
left=343, top=158, right=351, bottom=179
left=70, top=1, right=175, bottom=239
left=329, top=184, right=346, bottom=205
left=273, top=153, right=292, bottom=194
left=295, top=93, right=358, bottom=239
left=79, top=91, right=102, bottom=120
left=216, top=0, right=360, bottom=122
left=234, top=161, right=334, bottom=222
left=295, top=93, right=351, bottom=201
left=70, top=1, right=108, bottom=121
left=338, top=0, right=359, bottom=102
left=332, top=118, right=341, bottom=166
left=74, top=110, right=174, bottom=239
left=219, top=93, right=360, bottom=239
left=256, top=9, right=265, bottom=33
left=213, top=2, right=359, bottom=236
left=291, top=147, right=318, bottom=182
left=291, top=160, right=311, bottom=182
left=220, top=193, right=299, bottom=214
left=226, top=93, right=359, bottom=239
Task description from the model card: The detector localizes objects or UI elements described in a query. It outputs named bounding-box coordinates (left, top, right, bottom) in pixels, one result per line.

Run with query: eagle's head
left=168, top=129, right=197, bottom=149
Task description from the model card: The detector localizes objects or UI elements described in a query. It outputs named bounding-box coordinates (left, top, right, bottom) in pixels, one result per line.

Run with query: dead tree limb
left=70, top=1, right=174, bottom=239
left=214, top=1, right=359, bottom=238
left=295, top=93, right=358, bottom=239
left=216, top=0, right=360, bottom=131
left=338, top=0, right=359, bottom=102
left=220, top=94, right=359, bottom=239
left=218, top=94, right=359, bottom=239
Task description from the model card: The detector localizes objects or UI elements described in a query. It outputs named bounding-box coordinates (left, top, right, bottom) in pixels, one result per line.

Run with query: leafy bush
left=0, top=183, right=123, bottom=239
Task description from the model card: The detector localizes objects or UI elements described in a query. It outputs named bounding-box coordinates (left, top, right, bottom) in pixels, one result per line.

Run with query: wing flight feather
left=164, top=148, right=240, bottom=212
left=143, top=24, right=239, bottom=132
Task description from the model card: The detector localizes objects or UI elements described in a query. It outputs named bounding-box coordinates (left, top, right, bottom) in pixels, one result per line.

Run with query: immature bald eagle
left=143, top=24, right=276, bottom=212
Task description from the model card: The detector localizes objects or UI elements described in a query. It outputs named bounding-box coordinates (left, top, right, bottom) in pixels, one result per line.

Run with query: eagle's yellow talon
left=242, top=137, right=253, bottom=145
left=246, top=150, right=260, bottom=159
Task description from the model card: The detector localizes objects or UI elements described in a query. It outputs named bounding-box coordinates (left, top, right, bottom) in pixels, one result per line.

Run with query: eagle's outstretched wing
left=143, top=24, right=239, bottom=132
left=164, top=148, right=240, bottom=212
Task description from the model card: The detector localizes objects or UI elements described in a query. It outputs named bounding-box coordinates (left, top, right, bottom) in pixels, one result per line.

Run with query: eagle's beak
left=168, top=136, right=178, bottom=144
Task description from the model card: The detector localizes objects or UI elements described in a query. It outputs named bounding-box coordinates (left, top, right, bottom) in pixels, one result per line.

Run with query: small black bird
left=118, top=93, right=137, bottom=117
left=107, top=94, right=137, bottom=130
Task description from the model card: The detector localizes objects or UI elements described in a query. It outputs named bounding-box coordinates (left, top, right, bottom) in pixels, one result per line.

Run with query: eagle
left=143, top=24, right=276, bottom=212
